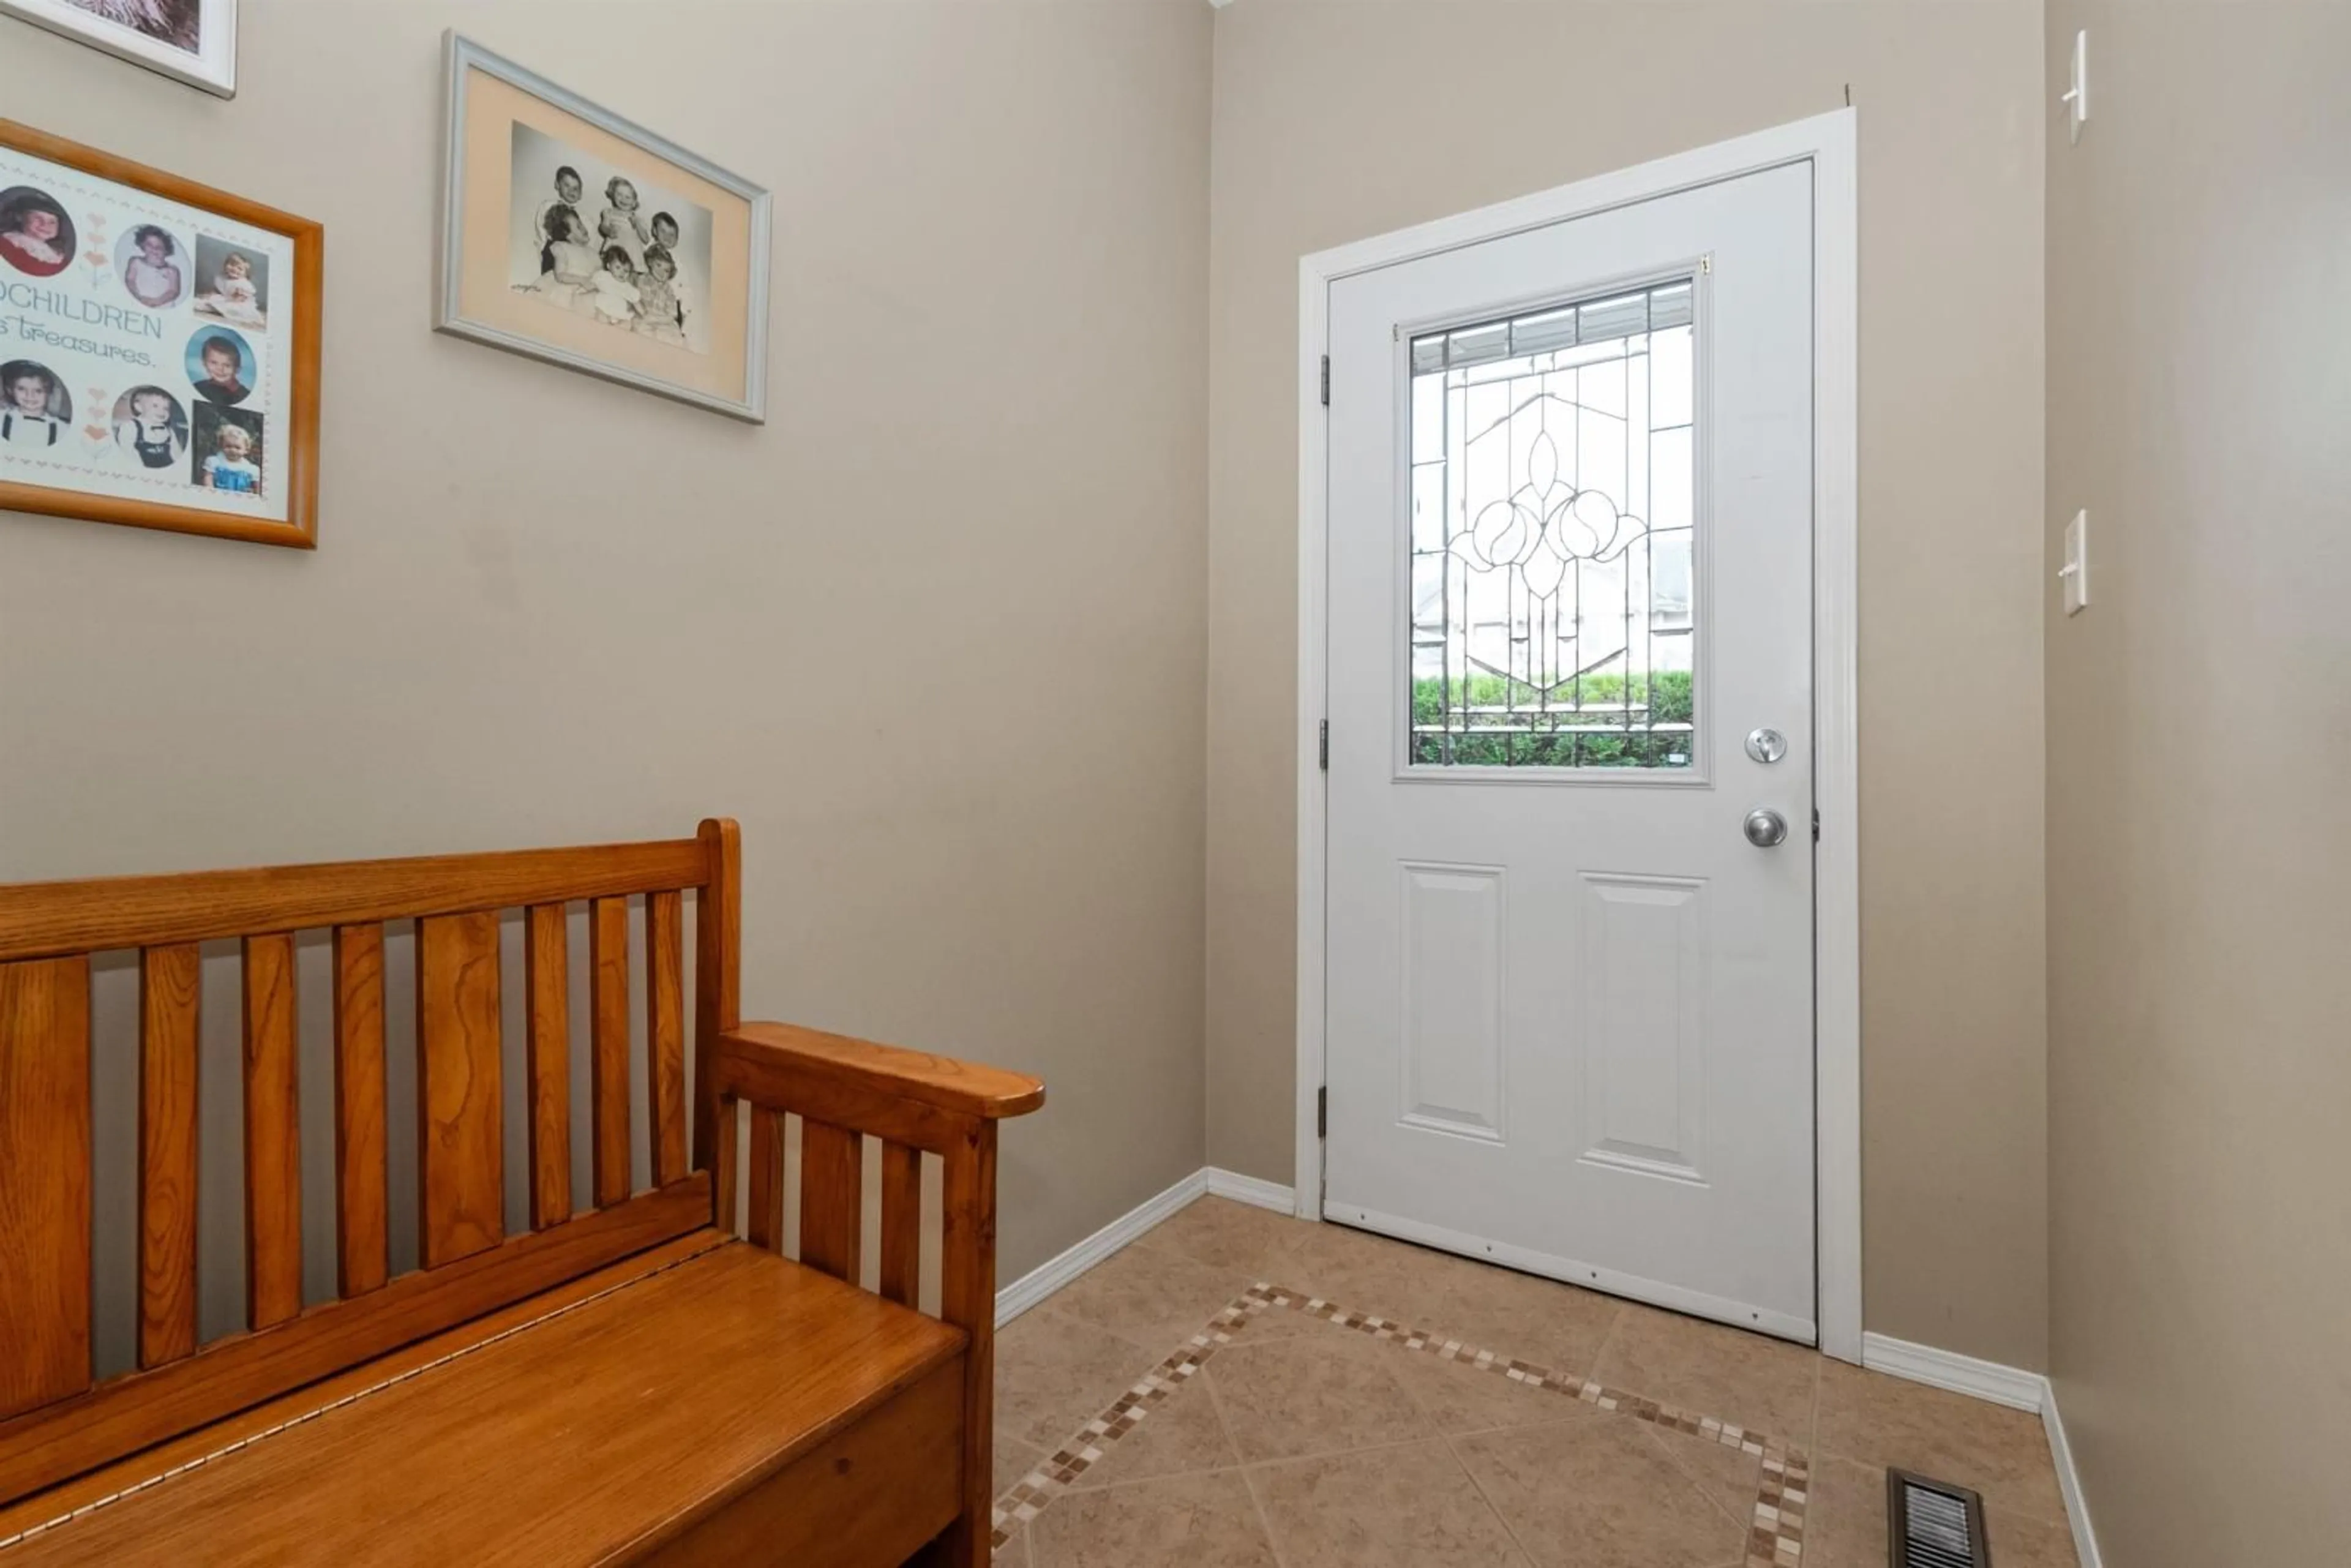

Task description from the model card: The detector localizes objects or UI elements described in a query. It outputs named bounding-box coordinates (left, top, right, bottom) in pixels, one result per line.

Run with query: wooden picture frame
left=0, top=0, right=238, bottom=99
left=0, top=120, right=321, bottom=548
left=435, top=33, right=770, bottom=424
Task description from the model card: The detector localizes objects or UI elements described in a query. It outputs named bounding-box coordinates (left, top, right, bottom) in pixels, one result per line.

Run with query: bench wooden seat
left=0, top=820, right=1043, bottom=1565
left=1, top=1239, right=967, bottom=1566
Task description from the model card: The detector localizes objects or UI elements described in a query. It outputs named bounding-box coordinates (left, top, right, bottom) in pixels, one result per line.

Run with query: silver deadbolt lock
left=1743, top=808, right=1789, bottom=848
left=1745, top=727, right=1788, bottom=765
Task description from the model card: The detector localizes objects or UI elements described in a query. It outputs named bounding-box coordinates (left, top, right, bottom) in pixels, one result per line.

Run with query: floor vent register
left=1886, top=1468, right=1992, bottom=1567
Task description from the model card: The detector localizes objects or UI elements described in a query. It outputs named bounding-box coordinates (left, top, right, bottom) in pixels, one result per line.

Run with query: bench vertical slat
left=525, top=903, right=571, bottom=1229
left=646, top=889, right=687, bottom=1187
left=799, top=1120, right=861, bottom=1284
left=242, top=934, right=302, bottom=1330
left=938, top=1120, right=1000, bottom=1568
left=590, top=896, right=631, bottom=1208
left=879, top=1141, right=922, bottom=1308
left=416, top=912, right=504, bottom=1268
left=137, top=944, right=201, bottom=1367
left=711, top=1096, right=740, bottom=1236
left=0, top=829, right=735, bottom=1512
left=745, top=1108, right=783, bottom=1251
left=332, top=924, right=389, bottom=1297
left=692, top=819, right=741, bottom=1172
left=0, top=956, right=92, bottom=1420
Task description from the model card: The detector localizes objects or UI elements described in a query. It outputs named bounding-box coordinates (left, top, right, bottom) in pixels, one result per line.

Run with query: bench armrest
left=718, top=1021, right=1044, bottom=1120
left=704, top=1021, right=1037, bottom=1568
left=705, top=1020, right=1043, bottom=1222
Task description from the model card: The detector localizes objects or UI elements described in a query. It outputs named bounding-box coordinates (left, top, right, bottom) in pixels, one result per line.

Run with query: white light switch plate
left=2061, top=509, right=2089, bottom=615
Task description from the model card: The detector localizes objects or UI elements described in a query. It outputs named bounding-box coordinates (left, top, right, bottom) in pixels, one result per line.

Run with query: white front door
left=1322, top=160, right=1817, bottom=1341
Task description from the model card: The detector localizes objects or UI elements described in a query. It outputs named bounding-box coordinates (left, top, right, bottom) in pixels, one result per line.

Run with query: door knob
left=1743, top=808, right=1788, bottom=848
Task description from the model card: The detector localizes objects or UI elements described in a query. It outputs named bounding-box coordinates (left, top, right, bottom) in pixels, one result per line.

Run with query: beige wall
left=1207, top=0, right=2052, bottom=1367
left=0, top=0, right=1213, bottom=1302
left=2044, top=2, right=2351, bottom=1560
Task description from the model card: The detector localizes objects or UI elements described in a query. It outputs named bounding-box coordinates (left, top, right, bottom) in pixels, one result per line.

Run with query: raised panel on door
left=1397, top=861, right=1505, bottom=1142
left=1577, top=871, right=1708, bottom=1184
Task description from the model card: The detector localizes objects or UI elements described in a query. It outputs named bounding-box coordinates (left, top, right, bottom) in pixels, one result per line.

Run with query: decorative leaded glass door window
left=1408, top=281, right=1697, bottom=768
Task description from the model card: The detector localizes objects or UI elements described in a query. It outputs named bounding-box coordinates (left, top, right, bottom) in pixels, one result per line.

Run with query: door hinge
left=1319, top=719, right=1329, bottom=770
left=1316, top=1085, right=1328, bottom=1139
left=1812, top=807, right=1821, bottom=843
left=1319, top=354, right=1330, bottom=407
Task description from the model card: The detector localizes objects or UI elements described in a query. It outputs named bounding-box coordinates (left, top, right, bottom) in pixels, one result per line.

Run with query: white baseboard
left=1860, top=1331, right=2044, bottom=1411
left=1861, top=1333, right=2102, bottom=1568
left=993, top=1166, right=1297, bottom=1329
left=1202, top=1166, right=1297, bottom=1215
left=2041, top=1381, right=2105, bottom=1568
left=994, top=1169, right=1205, bottom=1328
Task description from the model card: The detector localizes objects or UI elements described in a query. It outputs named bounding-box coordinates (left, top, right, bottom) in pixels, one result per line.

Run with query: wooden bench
left=0, top=819, right=1043, bottom=1565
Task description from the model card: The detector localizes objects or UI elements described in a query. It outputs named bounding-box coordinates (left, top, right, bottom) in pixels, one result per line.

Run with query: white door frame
left=1294, top=109, right=1861, bottom=1364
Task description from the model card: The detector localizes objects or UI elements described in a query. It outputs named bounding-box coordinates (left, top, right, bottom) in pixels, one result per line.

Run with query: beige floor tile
left=996, top=1433, right=1048, bottom=1501
left=1815, top=1360, right=2066, bottom=1524
left=1382, top=1343, right=1600, bottom=1436
left=1228, top=1300, right=1373, bottom=1343
left=1640, top=1420, right=1764, bottom=1526
left=1261, top=1221, right=1471, bottom=1325
left=1067, top=1373, right=1241, bottom=1490
left=1801, top=1455, right=1890, bottom=1568
left=1027, top=1469, right=1279, bottom=1568
left=1588, top=1304, right=1820, bottom=1444
left=1805, top=1454, right=2078, bottom=1568
left=996, top=1305, right=1160, bottom=1450
left=1005, top=1229, right=2091, bottom=1568
left=1984, top=1506, right=2083, bottom=1568
left=1248, top=1438, right=1531, bottom=1567
left=1136, top=1196, right=1299, bottom=1276
left=1204, top=1329, right=1431, bottom=1463
left=1261, top=1223, right=1620, bottom=1377
left=1045, top=1242, right=1254, bottom=1353
left=1453, top=1416, right=1752, bottom=1568
left=1417, top=1264, right=1624, bottom=1382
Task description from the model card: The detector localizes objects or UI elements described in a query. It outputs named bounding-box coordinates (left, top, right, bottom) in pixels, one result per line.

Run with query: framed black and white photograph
left=436, top=32, right=770, bottom=423
left=0, top=0, right=238, bottom=99
left=506, top=123, right=715, bottom=356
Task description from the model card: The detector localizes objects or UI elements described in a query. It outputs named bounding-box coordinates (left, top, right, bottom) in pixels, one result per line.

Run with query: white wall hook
left=2063, top=30, right=2089, bottom=143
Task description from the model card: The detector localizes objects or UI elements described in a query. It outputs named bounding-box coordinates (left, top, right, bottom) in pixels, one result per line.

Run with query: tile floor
left=990, top=1196, right=2079, bottom=1568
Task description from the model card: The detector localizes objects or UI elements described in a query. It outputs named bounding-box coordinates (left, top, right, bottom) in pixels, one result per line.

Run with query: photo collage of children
left=0, top=150, right=291, bottom=516
left=506, top=121, right=715, bottom=357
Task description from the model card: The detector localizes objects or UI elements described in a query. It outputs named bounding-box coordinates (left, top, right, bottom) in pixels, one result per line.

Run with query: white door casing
left=1294, top=111, right=1860, bottom=1360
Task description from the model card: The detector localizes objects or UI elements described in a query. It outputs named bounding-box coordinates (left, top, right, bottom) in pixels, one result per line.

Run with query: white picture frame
left=0, top=0, right=238, bottom=99
left=434, top=32, right=771, bottom=424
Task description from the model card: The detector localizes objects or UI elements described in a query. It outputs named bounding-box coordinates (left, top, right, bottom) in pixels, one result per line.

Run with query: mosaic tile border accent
left=1752, top=1449, right=1811, bottom=1567
left=991, top=1280, right=1813, bottom=1566
left=990, top=1296, right=1258, bottom=1548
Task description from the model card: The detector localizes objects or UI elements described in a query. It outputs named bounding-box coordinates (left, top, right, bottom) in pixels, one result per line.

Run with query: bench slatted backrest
left=0, top=819, right=739, bottom=1507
